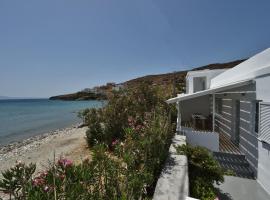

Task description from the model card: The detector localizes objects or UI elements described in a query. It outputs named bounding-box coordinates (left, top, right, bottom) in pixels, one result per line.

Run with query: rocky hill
left=49, top=91, right=107, bottom=101
left=123, top=59, right=245, bottom=96
left=49, top=59, right=245, bottom=100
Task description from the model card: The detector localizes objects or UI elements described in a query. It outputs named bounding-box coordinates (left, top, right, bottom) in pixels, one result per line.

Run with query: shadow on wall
left=262, top=141, right=270, bottom=152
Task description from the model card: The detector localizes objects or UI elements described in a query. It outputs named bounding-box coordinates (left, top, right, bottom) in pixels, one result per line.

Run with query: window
left=258, top=102, right=270, bottom=144
left=193, top=77, right=206, bottom=93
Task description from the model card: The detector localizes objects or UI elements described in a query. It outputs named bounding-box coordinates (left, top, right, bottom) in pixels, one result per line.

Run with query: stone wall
left=153, top=135, right=189, bottom=200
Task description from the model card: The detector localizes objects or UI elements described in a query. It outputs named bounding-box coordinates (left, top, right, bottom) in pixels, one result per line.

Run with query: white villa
left=167, top=48, right=270, bottom=198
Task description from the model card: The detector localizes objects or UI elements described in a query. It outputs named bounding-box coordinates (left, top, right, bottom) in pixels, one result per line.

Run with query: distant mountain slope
left=0, top=96, right=16, bottom=100
left=50, top=59, right=246, bottom=100
left=49, top=91, right=107, bottom=101
left=191, top=59, right=245, bottom=71
left=123, top=59, right=246, bottom=95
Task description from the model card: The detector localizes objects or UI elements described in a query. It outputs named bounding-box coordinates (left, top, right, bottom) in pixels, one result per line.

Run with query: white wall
left=256, top=76, right=270, bottom=101
left=258, top=141, right=270, bottom=195
left=186, top=69, right=227, bottom=94
left=212, top=84, right=258, bottom=173
left=256, top=76, right=270, bottom=194
left=183, top=128, right=219, bottom=152
left=153, top=135, right=189, bottom=200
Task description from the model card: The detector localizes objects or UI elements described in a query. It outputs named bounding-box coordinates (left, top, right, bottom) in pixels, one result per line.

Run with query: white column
left=212, top=94, right=215, bottom=132
left=176, top=101, right=182, bottom=134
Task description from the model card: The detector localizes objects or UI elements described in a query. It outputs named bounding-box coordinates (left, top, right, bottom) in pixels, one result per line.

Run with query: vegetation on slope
left=49, top=59, right=245, bottom=100
left=177, top=145, right=226, bottom=200
left=49, top=91, right=107, bottom=101
left=0, top=83, right=175, bottom=199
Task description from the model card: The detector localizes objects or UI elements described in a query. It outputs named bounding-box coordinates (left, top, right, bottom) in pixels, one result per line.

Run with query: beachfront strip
left=158, top=48, right=270, bottom=199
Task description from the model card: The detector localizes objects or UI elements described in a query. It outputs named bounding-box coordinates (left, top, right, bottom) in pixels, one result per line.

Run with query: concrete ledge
left=153, top=135, right=189, bottom=200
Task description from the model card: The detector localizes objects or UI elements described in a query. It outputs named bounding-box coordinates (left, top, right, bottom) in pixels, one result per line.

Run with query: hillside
left=49, top=91, right=107, bottom=101
left=123, top=59, right=245, bottom=96
left=49, top=59, right=245, bottom=100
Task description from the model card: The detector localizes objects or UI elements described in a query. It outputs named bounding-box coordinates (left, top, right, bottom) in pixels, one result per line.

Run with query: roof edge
left=166, top=79, right=253, bottom=104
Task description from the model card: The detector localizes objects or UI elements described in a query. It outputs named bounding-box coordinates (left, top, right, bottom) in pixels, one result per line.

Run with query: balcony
left=179, top=113, right=241, bottom=155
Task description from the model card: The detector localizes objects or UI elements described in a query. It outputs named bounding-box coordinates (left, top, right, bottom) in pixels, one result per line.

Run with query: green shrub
left=85, top=108, right=105, bottom=146
left=0, top=161, right=36, bottom=199
left=84, top=83, right=175, bottom=148
left=1, top=83, right=176, bottom=199
left=177, top=144, right=225, bottom=200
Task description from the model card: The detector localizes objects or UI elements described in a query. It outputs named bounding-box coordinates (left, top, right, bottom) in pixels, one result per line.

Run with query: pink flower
left=39, top=171, right=48, bottom=178
left=58, top=158, right=73, bottom=168
left=128, top=116, right=135, bottom=126
left=112, top=139, right=119, bottom=146
left=32, top=178, right=45, bottom=187
left=44, top=186, right=49, bottom=192
left=128, top=116, right=133, bottom=123
left=59, top=174, right=65, bottom=180
left=135, top=125, right=143, bottom=131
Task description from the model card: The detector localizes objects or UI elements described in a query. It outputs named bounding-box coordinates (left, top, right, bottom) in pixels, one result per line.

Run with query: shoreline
left=0, top=124, right=91, bottom=174
left=0, top=123, right=81, bottom=155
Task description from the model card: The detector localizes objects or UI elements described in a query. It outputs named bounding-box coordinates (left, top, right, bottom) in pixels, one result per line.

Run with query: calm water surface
left=0, top=99, right=104, bottom=145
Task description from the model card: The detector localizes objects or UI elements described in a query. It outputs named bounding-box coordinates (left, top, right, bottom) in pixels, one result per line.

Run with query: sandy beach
left=0, top=125, right=91, bottom=174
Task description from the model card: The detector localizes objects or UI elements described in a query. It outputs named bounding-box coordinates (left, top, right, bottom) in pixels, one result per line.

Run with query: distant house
left=112, top=84, right=125, bottom=91
left=167, top=48, right=270, bottom=195
left=81, top=88, right=94, bottom=93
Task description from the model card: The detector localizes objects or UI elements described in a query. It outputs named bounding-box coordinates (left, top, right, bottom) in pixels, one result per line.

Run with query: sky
left=1, top=0, right=270, bottom=98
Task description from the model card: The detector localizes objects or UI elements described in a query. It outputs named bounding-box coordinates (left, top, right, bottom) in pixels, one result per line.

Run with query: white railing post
left=212, top=94, right=215, bottom=132
left=176, top=101, right=182, bottom=134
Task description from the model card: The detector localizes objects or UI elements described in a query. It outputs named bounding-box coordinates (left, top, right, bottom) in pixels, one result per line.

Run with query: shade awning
left=166, top=79, right=253, bottom=104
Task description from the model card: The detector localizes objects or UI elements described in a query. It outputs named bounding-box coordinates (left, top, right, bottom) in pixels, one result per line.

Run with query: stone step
left=213, top=152, right=255, bottom=179
left=213, top=152, right=246, bottom=159
left=213, top=152, right=249, bottom=167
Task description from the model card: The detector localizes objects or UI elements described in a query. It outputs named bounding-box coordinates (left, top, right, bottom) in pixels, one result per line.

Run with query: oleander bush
left=0, top=161, right=36, bottom=199
left=0, top=83, right=176, bottom=199
left=177, top=144, right=225, bottom=200
left=84, top=83, right=173, bottom=148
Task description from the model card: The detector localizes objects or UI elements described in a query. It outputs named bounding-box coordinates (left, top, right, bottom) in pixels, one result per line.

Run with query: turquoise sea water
left=0, top=99, right=104, bottom=145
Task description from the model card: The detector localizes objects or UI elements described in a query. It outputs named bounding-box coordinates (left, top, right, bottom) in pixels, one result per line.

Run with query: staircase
left=213, top=152, right=255, bottom=179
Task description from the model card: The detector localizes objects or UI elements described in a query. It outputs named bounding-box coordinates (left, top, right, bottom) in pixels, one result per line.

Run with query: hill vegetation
left=49, top=59, right=245, bottom=100
left=49, top=91, right=107, bottom=101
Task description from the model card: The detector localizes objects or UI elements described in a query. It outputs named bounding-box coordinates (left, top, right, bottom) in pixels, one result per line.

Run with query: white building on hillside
left=186, top=69, right=227, bottom=94
left=167, top=48, right=270, bottom=198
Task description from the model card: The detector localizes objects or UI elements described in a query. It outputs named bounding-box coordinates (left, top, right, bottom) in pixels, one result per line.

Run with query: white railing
left=181, top=126, right=219, bottom=152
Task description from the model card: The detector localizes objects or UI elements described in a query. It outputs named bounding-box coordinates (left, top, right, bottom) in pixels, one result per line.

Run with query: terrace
left=180, top=113, right=241, bottom=155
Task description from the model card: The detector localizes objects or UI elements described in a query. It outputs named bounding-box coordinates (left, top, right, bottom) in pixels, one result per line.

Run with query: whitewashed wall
left=153, top=135, right=189, bottom=200
left=256, top=76, right=270, bottom=102
left=182, top=127, right=219, bottom=152
left=258, top=141, right=270, bottom=195
left=210, top=84, right=258, bottom=174
left=256, top=76, right=270, bottom=194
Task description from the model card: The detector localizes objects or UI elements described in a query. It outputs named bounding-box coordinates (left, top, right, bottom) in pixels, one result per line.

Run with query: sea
left=0, top=99, right=104, bottom=146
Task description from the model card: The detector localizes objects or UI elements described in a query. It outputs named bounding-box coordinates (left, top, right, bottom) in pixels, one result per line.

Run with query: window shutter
left=259, top=102, right=270, bottom=144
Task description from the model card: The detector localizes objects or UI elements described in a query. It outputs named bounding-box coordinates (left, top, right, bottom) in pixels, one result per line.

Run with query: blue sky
left=1, top=0, right=270, bottom=97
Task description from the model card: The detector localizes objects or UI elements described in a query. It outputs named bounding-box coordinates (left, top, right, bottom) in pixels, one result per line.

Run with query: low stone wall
left=153, top=135, right=189, bottom=200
